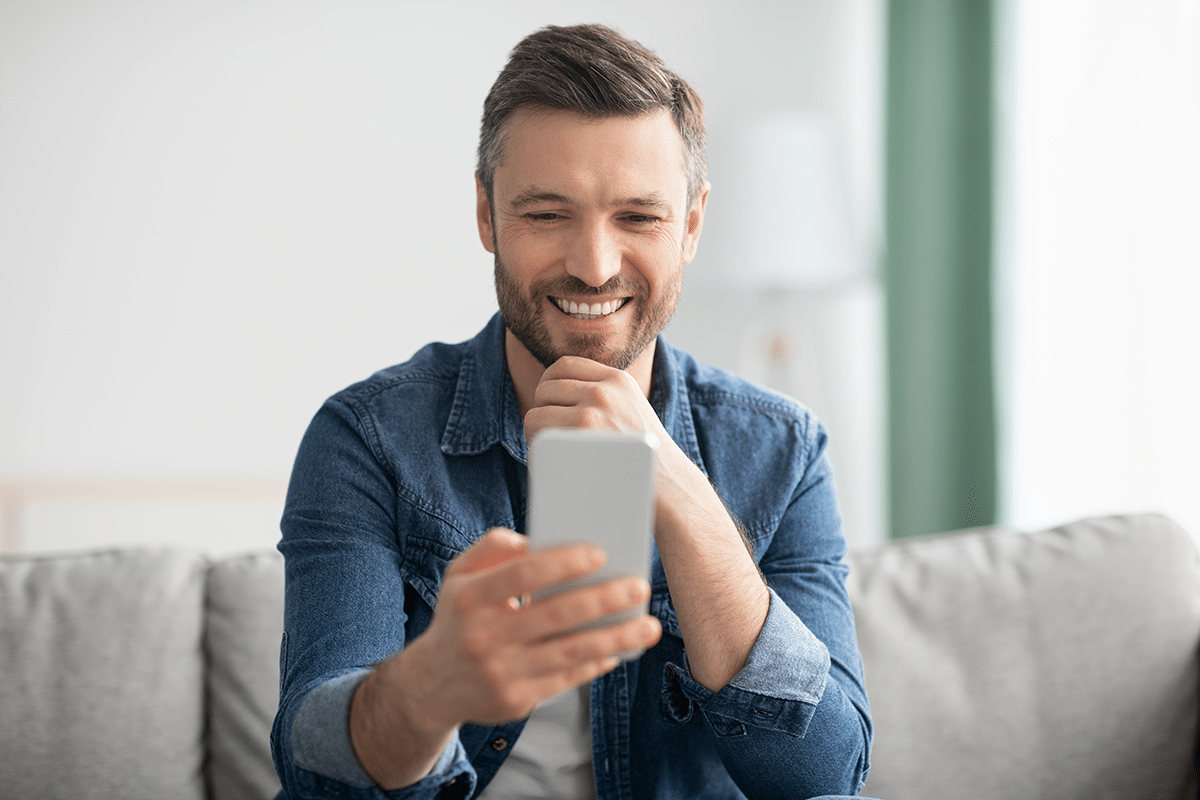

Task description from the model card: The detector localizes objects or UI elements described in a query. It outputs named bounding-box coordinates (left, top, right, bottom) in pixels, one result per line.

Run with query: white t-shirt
left=477, top=686, right=595, bottom=799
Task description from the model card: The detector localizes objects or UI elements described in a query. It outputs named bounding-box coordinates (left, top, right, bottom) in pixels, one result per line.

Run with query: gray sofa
left=1, top=513, right=1196, bottom=799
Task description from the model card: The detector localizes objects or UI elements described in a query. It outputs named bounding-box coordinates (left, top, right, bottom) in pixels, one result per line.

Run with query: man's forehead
left=493, top=107, right=688, bottom=202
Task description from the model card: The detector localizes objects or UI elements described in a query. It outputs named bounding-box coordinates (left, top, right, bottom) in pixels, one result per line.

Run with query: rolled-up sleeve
left=279, top=670, right=472, bottom=799
left=662, top=396, right=873, bottom=798
left=662, top=590, right=831, bottom=738
left=270, top=399, right=478, bottom=800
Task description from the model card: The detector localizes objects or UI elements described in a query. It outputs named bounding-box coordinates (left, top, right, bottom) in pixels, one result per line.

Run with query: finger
left=446, top=528, right=529, bottom=578
left=532, top=376, right=609, bottom=410
left=515, top=656, right=621, bottom=707
left=540, top=356, right=617, bottom=383
left=535, top=360, right=635, bottom=403
left=475, top=615, right=661, bottom=716
left=524, top=612, right=663, bottom=674
left=522, top=406, right=605, bottom=442
left=463, top=653, right=626, bottom=726
left=520, top=575, right=651, bottom=639
left=464, top=544, right=608, bottom=608
left=463, top=614, right=663, bottom=723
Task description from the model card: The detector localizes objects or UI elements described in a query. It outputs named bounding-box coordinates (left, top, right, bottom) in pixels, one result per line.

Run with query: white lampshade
left=720, top=112, right=861, bottom=289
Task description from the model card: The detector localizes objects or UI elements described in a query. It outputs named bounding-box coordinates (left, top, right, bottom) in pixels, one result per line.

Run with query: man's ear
left=475, top=175, right=496, bottom=254
left=680, top=181, right=710, bottom=265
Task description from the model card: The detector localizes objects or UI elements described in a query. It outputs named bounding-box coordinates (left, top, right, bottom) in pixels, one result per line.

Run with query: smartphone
left=527, top=428, right=658, bottom=659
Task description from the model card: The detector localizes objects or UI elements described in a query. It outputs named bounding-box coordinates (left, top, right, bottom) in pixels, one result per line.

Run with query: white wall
left=998, top=0, right=1200, bottom=539
left=0, top=0, right=884, bottom=553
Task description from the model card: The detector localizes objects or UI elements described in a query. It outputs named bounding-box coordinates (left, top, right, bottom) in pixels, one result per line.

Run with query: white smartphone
left=527, top=428, right=658, bottom=659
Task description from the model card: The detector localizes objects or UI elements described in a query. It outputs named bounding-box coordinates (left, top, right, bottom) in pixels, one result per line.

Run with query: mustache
left=531, top=274, right=645, bottom=298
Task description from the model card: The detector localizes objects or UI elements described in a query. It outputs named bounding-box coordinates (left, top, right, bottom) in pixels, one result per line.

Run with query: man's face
left=477, top=108, right=707, bottom=371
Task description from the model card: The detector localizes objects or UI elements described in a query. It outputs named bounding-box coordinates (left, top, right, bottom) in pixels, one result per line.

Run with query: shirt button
left=665, top=664, right=677, bottom=680
left=491, top=737, right=509, bottom=751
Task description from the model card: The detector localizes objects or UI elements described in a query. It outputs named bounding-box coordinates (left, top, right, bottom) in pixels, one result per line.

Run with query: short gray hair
left=477, top=24, right=707, bottom=208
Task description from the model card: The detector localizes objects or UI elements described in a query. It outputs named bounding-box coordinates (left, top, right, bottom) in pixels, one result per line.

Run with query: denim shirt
left=271, top=313, right=872, bottom=800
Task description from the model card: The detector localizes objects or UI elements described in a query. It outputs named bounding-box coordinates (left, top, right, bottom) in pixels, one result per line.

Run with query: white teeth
left=553, top=297, right=627, bottom=320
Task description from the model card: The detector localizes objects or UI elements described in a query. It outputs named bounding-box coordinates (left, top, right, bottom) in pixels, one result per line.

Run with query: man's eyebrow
left=613, top=192, right=672, bottom=211
left=507, top=189, right=571, bottom=210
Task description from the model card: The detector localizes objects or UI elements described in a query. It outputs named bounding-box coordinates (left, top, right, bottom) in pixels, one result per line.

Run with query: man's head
left=476, top=25, right=709, bottom=376
left=477, top=24, right=707, bottom=211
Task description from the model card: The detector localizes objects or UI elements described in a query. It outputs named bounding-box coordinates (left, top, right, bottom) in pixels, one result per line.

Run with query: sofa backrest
left=0, top=547, right=286, bottom=800
left=0, top=548, right=211, bottom=799
left=848, top=513, right=1200, bottom=800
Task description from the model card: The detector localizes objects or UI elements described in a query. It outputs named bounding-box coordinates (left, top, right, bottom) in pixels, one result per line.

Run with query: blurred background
left=1, top=0, right=1196, bottom=555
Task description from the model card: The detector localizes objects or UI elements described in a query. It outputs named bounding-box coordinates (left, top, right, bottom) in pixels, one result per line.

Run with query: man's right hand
left=348, top=527, right=662, bottom=791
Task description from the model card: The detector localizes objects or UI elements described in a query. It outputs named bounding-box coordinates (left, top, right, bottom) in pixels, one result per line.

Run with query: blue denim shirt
left=271, top=313, right=872, bottom=800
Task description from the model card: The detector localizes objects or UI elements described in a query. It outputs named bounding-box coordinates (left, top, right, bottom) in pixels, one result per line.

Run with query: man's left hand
left=523, top=355, right=668, bottom=446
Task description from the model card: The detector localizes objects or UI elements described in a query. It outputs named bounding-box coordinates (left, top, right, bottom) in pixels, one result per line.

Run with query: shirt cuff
left=290, top=669, right=473, bottom=797
left=729, top=588, right=830, bottom=704
left=291, top=670, right=377, bottom=787
left=661, top=589, right=830, bottom=738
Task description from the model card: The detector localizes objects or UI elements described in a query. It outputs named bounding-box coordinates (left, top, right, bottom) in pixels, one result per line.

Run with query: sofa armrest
left=848, top=513, right=1200, bottom=800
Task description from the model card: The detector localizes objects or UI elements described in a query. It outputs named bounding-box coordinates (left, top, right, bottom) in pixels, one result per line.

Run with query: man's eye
left=624, top=214, right=658, bottom=225
left=526, top=212, right=563, bottom=222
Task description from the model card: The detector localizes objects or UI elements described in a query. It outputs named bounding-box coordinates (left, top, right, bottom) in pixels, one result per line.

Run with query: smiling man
left=271, top=24, right=872, bottom=800
left=486, top=107, right=693, bottom=392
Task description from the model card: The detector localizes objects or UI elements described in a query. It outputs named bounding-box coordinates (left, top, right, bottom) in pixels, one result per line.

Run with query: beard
left=494, top=253, right=682, bottom=371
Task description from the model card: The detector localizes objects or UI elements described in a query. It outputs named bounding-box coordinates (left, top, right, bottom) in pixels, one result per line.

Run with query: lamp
left=722, top=111, right=862, bottom=291
left=716, top=112, right=864, bottom=404
left=708, top=112, right=886, bottom=548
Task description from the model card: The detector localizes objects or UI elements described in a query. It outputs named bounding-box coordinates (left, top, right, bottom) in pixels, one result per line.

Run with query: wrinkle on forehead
left=494, top=108, right=688, bottom=197
left=506, top=186, right=674, bottom=213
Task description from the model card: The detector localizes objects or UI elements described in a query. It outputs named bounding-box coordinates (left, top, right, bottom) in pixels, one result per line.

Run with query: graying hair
left=477, top=24, right=707, bottom=208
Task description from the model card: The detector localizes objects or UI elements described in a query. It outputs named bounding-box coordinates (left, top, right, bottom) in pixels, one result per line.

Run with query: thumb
left=446, top=527, right=528, bottom=577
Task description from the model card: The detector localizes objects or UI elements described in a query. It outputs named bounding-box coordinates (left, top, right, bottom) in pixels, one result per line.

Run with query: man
left=272, top=24, right=872, bottom=800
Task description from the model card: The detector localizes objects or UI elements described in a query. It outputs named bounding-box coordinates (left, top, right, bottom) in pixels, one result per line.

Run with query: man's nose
left=565, top=223, right=622, bottom=288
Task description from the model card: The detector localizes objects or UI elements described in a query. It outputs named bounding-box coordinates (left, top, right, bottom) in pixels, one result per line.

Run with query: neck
left=505, top=330, right=657, bottom=416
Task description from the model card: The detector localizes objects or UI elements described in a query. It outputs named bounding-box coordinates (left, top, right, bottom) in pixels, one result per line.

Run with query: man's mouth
left=551, top=296, right=630, bottom=320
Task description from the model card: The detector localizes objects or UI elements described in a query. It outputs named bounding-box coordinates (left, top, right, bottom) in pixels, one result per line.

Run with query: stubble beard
left=493, top=253, right=682, bottom=371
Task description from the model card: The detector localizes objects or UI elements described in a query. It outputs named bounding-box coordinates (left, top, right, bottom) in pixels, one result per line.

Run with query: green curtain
left=885, top=0, right=996, bottom=538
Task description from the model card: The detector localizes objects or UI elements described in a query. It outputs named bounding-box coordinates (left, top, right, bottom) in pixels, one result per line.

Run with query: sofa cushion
left=205, top=549, right=285, bottom=800
left=848, top=513, right=1200, bottom=800
left=0, top=548, right=208, bottom=800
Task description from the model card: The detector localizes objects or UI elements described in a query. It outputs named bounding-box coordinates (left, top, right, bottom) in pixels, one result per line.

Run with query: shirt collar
left=648, top=334, right=708, bottom=478
left=440, top=313, right=528, bottom=462
left=440, top=312, right=707, bottom=477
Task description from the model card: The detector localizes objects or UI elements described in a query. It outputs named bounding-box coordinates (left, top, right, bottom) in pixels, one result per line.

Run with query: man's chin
left=514, top=326, right=645, bottom=372
left=549, top=334, right=636, bottom=370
